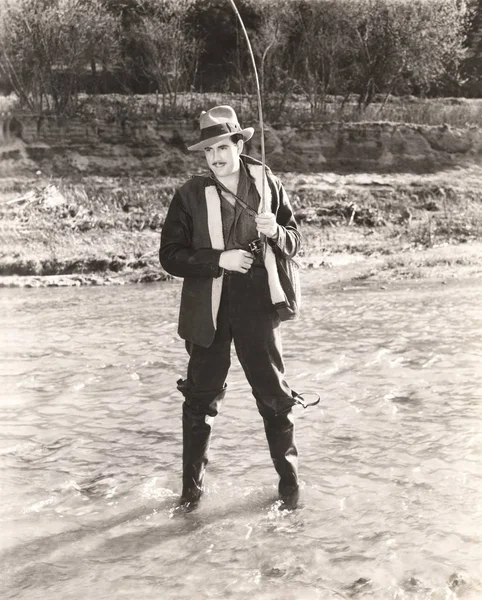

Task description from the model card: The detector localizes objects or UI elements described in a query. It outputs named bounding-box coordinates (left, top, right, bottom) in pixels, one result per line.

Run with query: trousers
left=177, top=267, right=298, bottom=503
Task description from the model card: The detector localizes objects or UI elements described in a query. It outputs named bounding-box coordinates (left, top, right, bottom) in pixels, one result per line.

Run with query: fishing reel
left=248, top=238, right=263, bottom=255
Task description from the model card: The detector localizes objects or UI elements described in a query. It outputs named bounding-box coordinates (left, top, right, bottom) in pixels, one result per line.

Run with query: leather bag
left=272, top=245, right=301, bottom=321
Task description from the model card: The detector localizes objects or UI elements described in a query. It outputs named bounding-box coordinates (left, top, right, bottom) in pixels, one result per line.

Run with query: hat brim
left=187, top=127, right=254, bottom=152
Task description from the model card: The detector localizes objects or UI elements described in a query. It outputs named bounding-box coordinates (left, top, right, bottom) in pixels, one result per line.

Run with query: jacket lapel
left=205, top=184, right=225, bottom=329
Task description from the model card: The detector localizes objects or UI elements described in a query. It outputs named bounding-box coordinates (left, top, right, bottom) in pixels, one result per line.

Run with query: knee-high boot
left=178, top=379, right=226, bottom=506
left=181, top=403, right=213, bottom=504
left=262, top=409, right=299, bottom=506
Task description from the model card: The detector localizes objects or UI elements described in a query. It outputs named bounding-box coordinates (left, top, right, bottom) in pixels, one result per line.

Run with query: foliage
left=247, top=0, right=301, bottom=120
left=349, top=0, right=468, bottom=104
left=126, top=0, right=202, bottom=109
left=0, top=0, right=476, bottom=118
left=462, top=0, right=482, bottom=95
left=286, top=1, right=357, bottom=114
left=184, top=0, right=471, bottom=117
left=185, top=0, right=259, bottom=92
left=282, top=0, right=469, bottom=114
left=0, top=0, right=121, bottom=114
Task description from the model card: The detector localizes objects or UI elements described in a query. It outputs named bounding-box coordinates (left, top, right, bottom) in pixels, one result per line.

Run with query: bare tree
left=291, top=0, right=355, bottom=118
left=350, top=0, right=469, bottom=108
left=283, top=0, right=468, bottom=117
left=250, top=0, right=298, bottom=122
left=128, top=0, right=201, bottom=114
left=0, top=0, right=120, bottom=114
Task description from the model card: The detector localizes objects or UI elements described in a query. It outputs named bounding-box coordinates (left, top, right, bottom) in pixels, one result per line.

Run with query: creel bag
left=273, top=245, right=301, bottom=321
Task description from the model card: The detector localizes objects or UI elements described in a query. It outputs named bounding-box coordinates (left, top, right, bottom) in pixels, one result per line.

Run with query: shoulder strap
left=209, top=174, right=258, bottom=217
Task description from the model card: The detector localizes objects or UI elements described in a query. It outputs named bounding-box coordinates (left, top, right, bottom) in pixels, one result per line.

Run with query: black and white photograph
left=1, top=0, right=481, bottom=598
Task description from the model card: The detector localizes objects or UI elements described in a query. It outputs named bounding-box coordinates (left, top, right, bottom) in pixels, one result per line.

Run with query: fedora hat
left=187, top=105, right=254, bottom=151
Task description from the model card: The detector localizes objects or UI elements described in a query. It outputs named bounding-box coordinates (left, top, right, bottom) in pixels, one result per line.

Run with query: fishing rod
left=227, top=0, right=268, bottom=222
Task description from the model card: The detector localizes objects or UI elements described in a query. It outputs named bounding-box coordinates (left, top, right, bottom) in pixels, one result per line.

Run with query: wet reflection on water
left=1, top=275, right=481, bottom=599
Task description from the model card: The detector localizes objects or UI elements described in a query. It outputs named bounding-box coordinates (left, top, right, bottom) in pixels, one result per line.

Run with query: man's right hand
left=219, top=249, right=254, bottom=273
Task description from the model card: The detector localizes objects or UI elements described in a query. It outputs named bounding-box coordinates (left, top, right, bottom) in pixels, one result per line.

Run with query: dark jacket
left=159, top=155, right=301, bottom=347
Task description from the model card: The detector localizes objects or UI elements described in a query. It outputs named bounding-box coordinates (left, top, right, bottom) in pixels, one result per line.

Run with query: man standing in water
left=159, top=106, right=301, bottom=509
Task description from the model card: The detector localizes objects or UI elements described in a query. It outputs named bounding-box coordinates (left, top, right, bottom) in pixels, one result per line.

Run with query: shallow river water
left=1, top=273, right=481, bottom=600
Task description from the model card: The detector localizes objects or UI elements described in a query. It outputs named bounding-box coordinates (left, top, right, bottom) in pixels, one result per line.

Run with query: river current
left=1, top=273, right=481, bottom=599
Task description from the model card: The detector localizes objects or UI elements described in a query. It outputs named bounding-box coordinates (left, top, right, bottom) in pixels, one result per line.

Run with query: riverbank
left=1, top=166, right=481, bottom=288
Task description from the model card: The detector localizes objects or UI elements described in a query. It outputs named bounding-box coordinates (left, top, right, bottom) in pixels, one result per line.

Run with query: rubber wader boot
left=178, top=380, right=227, bottom=508
left=180, top=404, right=213, bottom=507
left=263, top=409, right=299, bottom=509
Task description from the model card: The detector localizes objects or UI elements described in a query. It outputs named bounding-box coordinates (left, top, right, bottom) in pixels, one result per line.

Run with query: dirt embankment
left=1, top=110, right=482, bottom=289
left=1, top=113, right=482, bottom=178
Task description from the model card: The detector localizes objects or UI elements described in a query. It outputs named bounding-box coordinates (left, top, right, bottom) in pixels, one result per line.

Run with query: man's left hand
left=255, top=213, right=278, bottom=239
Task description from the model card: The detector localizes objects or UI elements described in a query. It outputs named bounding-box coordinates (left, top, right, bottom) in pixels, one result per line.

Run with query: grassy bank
left=1, top=166, right=481, bottom=288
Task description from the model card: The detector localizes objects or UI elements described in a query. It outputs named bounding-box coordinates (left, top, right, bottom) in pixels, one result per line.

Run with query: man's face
left=204, top=138, right=243, bottom=179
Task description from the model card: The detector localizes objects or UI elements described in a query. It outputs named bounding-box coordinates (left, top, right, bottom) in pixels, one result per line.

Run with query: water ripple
left=0, top=277, right=481, bottom=599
